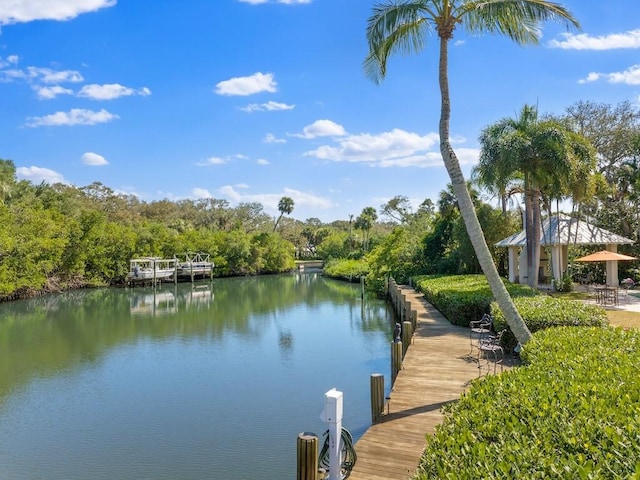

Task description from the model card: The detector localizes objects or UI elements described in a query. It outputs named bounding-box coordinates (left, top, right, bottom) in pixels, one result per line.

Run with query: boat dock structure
left=346, top=281, right=514, bottom=480
left=176, top=252, right=214, bottom=281
left=126, top=257, right=177, bottom=286
left=125, top=253, right=214, bottom=286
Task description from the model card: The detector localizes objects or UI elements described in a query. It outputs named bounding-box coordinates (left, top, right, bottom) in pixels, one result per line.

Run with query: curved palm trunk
left=524, top=180, right=535, bottom=287
left=438, top=37, right=532, bottom=344
left=273, top=213, right=284, bottom=232
left=531, top=188, right=542, bottom=286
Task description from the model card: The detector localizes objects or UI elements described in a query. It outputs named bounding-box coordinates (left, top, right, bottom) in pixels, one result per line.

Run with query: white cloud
left=453, top=148, right=481, bottom=166
left=293, top=119, right=347, bottom=139
left=192, top=187, right=213, bottom=199
left=33, top=85, right=74, bottom=99
left=0, top=0, right=116, bottom=25
left=240, top=100, right=295, bottom=112
left=578, top=72, right=601, bottom=84
left=304, top=128, right=441, bottom=166
left=81, top=152, right=108, bottom=166
left=26, top=108, right=119, bottom=127
left=549, top=29, right=640, bottom=50
left=579, top=65, right=640, bottom=86
left=28, top=66, right=84, bottom=83
left=16, top=166, right=66, bottom=184
left=196, top=157, right=226, bottom=167
left=219, top=185, right=332, bottom=211
left=78, top=83, right=151, bottom=100
left=0, top=65, right=84, bottom=84
left=0, top=55, right=19, bottom=68
left=264, top=133, right=286, bottom=143
left=256, top=159, right=270, bottom=165
left=215, top=72, right=277, bottom=96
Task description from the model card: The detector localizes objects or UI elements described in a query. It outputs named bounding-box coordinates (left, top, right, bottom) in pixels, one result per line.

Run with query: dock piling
left=296, top=432, right=319, bottom=480
left=370, top=373, right=385, bottom=423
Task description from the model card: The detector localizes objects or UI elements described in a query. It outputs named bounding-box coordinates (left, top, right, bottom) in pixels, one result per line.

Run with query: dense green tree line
left=0, top=161, right=297, bottom=300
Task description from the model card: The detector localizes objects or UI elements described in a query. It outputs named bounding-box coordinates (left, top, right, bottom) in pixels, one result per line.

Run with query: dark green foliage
left=414, top=274, right=609, bottom=354
left=316, top=231, right=352, bottom=260
left=415, top=327, right=640, bottom=479
left=491, top=295, right=608, bottom=350
left=414, top=274, right=537, bottom=327
left=366, top=221, right=430, bottom=293
left=0, top=167, right=299, bottom=299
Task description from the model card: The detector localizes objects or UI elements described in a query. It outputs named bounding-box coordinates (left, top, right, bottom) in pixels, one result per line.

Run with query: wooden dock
left=347, top=283, right=506, bottom=480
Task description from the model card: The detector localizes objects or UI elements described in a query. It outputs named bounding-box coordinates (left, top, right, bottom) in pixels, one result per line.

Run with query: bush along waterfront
left=414, top=327, right=640, bottom=478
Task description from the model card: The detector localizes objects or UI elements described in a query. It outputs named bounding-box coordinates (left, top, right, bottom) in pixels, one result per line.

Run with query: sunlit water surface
left=0, top=273, right=393, bottom=479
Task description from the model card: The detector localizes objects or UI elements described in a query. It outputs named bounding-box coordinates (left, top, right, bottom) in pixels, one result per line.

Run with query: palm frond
left=460, top=0, right=580, bottom=45
left=364, top=1, right=433, bottom=84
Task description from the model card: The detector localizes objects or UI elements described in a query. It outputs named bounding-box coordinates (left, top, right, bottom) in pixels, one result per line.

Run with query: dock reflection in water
left=129, top=284, right=214, bottom=317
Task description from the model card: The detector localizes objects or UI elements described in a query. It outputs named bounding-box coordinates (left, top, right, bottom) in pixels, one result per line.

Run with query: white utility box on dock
left=320, top=388, right=343, bottom=480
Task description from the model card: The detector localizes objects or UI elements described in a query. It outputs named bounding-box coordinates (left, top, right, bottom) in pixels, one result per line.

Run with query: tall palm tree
left=478, top=104, right=596, bottom=287
left=273, top=196, right=294, bottom=232
left=355, top=206, right=378, bottom=251
left=365, top=0, right=580, bottom=345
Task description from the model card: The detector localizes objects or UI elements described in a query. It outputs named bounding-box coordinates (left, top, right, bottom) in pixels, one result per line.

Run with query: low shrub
left=413, top=274, right=537, bottom=327
left=323, top=258, right=368, bottom=282
left=492, top=296, right=608, bottom=351
left=414, top=327, right=640, bottom=479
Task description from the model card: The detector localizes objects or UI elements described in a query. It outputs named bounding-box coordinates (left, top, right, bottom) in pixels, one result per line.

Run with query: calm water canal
left=0, top=273, right=394, bottom=479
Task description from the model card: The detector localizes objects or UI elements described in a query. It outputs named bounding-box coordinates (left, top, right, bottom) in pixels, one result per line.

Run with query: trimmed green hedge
left=492, top=296, right=608, bottom=351
left=413, top=274, right=538, bottom=327
left=414, top=327, right=640, bottom=479
left=413, top=275, right=607, bottom=344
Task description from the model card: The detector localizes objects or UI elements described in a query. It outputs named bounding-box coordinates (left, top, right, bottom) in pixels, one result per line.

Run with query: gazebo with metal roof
left=495, top=213, right=635, bottom=286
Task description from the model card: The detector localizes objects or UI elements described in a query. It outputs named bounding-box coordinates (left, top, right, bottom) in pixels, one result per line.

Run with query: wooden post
left=153, top=260, right=157, bottom=286
left=370, top=373, right=384, bottom=423
left=404, top=301, right=412, bottom=329
left=174, top=259, right=178, bottom=285
left=402, top=321, right=413, bottom=357
left=360, top=276, right=365, bottom=299
left=297, top=432, right=318, bottom=480
left=411, top=309, right=418, bottom=331
left=391, top=341, right=403, bottom=384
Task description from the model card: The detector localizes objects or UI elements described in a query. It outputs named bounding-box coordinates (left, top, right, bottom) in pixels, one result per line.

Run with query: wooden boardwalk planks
left=348, top=285, right=495, bottom=480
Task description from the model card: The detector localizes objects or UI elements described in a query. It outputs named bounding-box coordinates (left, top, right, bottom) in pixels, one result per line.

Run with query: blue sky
left=1, top=0, right=639, bottom=223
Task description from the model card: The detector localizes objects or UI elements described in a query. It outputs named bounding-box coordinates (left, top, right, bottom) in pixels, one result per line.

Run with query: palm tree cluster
left=474, top=104, right=596, bottom=287
left=364, top=0, right=580, bottom=345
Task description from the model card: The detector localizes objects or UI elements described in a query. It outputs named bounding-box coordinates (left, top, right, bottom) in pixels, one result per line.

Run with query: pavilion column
left=550, top=245, right=563, bottom=282
left=606, top=245, right=619, bottom=286
left=518, top=248, right=528, bottom=285
left=508, top=247, right=519, bottom=283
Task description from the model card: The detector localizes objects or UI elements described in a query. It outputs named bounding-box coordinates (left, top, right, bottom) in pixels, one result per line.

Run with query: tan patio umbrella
left=576, top=250, right=637, bottom=262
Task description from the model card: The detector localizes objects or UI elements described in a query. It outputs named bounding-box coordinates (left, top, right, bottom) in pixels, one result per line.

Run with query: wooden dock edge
left=347, top=279, right=491, bottom=480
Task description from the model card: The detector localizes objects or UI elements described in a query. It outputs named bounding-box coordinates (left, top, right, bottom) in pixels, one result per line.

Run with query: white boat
left=176, top=253, right=214, bottom=279
left=126, top=257, right=176, bottom=284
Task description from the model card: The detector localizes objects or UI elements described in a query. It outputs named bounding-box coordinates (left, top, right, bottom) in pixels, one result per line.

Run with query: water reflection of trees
left=0, top=273, right=392, bottom=401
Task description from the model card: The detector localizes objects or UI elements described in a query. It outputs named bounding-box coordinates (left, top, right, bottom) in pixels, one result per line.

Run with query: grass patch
left=607, top=310, right=640, bottom=329
left=551, top=289, right=640, bottom=329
